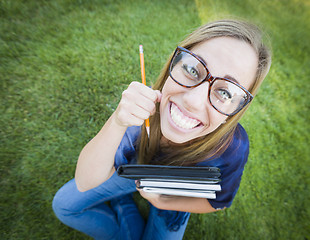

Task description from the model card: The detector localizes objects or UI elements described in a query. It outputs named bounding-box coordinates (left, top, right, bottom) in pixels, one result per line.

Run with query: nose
left=182, top=82, right=211, bottom=112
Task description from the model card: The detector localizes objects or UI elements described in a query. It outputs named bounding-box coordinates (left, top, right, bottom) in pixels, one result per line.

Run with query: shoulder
left=234, top=123, right=249, bottom=145
left=114, top=126, right=141, bottom=168
left=118, top=126, right=142, bottom=153
left=221, top=123, right=249, bottom=168
left=198, top=123, right=249, bottom=169
left=124, top=125, right=142, bottom=142
left=225, top=123, right=249, bottom=158
left=202, top=124, right=250, bottom=209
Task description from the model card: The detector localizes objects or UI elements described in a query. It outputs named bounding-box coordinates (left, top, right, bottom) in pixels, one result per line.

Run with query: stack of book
left=117, top=164, right=221, bottom=199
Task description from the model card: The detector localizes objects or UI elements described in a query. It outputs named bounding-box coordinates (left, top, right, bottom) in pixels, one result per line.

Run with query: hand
left=114, top=82, right=162, bottom=128
left=136, top=184, right=174, bottom=210
left=136, top=187, right=164, bottom=208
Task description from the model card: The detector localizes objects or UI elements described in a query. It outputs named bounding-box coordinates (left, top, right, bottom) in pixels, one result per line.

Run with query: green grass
left=1, top=0, right=309, bottom=239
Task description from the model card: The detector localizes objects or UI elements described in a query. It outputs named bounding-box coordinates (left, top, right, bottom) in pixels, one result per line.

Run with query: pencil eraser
left=139, top=45, right=143, bottom=53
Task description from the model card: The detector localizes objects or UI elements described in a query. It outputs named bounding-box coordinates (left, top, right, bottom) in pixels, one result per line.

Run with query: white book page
left=139, top=180, right=221, bottom=191
left=142, top=187, right=216, bottom=199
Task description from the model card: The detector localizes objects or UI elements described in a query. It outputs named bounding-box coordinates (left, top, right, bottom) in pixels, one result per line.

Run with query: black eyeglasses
left=169, top=46, right=253, bottom=116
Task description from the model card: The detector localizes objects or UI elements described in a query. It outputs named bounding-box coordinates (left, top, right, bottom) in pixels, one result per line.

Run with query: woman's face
left=160, top=37, right=258, bottom=144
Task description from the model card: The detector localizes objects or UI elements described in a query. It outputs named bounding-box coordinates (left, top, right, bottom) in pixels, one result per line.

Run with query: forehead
left=190, top=37, right=258, bottom=90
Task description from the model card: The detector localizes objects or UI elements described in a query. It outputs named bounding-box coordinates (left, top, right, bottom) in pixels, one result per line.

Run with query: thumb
left=154, top=90, right=162, bottom=103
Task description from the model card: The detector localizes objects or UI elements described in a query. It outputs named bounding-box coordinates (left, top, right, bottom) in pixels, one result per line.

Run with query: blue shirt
left=114, top=124, right=249, bottom=210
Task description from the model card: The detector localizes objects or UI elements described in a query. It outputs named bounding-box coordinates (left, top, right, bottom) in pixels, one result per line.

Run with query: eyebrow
left=223, top=75, right=240, bottom=84
left=196, top=54, right=240, bottom=84
left=196, top=54, right=207, bottom=66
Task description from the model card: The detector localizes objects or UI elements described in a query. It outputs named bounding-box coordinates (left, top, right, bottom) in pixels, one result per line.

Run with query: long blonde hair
left=138, top=19, right=271, bottom=166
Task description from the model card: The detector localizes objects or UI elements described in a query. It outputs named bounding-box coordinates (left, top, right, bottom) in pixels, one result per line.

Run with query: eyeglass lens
left=170, top=50, right=249, bottom=115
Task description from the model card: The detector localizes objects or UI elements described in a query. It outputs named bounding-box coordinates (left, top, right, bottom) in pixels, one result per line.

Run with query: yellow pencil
left=139, top=45, right=150, bottom=137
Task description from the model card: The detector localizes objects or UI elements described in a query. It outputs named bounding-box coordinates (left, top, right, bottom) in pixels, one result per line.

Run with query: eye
left=182, top=64, right=199, bottom=79
left=217, top=89, right=232, bottom=100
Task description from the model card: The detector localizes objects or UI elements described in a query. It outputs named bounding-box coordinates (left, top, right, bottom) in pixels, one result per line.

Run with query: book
left=137, top=179, right=221, bottom=191
left=117, top=164, right=221, bottom=181
left=117, top=164, right=222, bottom=199
left=141, top=187, right=217, bottom=199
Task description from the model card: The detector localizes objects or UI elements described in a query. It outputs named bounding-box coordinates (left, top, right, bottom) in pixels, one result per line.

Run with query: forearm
left=75, top=112, right=127, bottom=192
left=75, top=82, right=161, bottom=192
left=152, top=195, right=218, bottom=214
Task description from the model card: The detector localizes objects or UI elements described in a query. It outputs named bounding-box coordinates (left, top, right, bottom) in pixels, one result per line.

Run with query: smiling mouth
left=170, top=103, right=202, bottom=130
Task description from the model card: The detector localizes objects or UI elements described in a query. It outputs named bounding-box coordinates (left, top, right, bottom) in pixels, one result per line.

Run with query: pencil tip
left=139, top=45, right=143, bottom=53
left=146, top=126, right=150, bottom=137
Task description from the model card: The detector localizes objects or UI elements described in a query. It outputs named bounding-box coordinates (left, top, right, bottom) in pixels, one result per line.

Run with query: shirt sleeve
left=114, top=126, right=141, bottom=170
left=198, top=124, right=249, bottom=210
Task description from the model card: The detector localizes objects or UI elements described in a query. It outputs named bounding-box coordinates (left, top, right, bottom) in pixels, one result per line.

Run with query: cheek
left=161, top=77, right=183, bottom=97
left=159, top=86, right=168, bottom=113
left=160, top=78, right=186, bottom=117
left=159, top=81, right=170, bottom=119
left=161, top=79, right=172, bottom=97
left=202, top=109, right=228, bottom=135
left=209, top=111, right=228, bottom=126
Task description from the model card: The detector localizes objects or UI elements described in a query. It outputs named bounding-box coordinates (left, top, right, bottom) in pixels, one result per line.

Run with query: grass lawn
left=1, top=0, right=309, bottom=239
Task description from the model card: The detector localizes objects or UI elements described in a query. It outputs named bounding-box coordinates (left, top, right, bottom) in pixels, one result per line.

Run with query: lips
left=170, top=102, right=201, bottom=130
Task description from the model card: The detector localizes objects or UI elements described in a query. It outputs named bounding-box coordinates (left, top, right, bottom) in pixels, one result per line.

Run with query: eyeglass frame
left=168, top=46, right=254, bottom=116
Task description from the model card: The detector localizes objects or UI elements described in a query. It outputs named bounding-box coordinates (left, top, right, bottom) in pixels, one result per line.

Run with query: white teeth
left=170, top=103, right=200, bottom=129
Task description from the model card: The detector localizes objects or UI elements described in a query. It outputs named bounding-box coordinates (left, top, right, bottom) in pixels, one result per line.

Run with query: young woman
left=53, top=19, right=271, bottom=239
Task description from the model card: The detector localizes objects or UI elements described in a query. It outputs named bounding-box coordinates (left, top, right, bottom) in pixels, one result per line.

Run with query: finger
left=154, top=90, right=162, bottom=103
left=122, top=87, right=156, bottom=114
left=117, top=113, right=144, bottom=127
left=136, top=187, right=145, bottom=197
left=116, top=105, right=145, bottom=126
left=136, top=187, right=155, bottom=200
left=134, top=96, right=156, bottom=114
left=129, top=82, right=160, bottom=103
left=131, top=106, right=151, bottom=121
left=121, top=98, right=152, bottom=120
